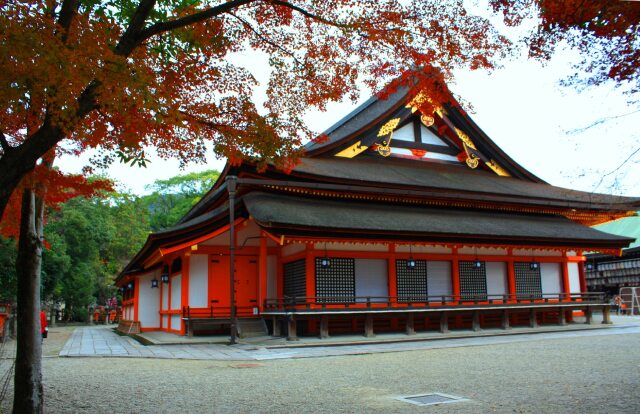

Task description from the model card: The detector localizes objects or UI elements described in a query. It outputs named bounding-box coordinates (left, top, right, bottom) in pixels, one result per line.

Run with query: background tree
left=490, top=0, right=640, bottom=95
left=141, top=169, right=219, bottom=231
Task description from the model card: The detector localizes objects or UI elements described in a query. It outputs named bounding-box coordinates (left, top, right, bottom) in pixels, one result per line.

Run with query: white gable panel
left=420, top=125, right=450, bottom=147
left=392, top=123, right=415, bottom=142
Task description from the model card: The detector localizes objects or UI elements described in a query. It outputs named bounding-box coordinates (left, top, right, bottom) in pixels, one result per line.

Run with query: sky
left=57, top=7, right=640, bottom=197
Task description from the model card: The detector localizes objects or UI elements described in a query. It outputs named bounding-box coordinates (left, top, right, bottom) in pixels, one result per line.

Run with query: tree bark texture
left=13, top=189, right=44, bottom=414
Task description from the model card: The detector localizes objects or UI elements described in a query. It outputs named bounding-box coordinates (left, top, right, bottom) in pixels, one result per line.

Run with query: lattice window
left=514, top=262, right=542, bottom=300
left=396, top=260, right=428, bottom=303
left=459, top=261, right=487, bottom=301
left=315, top=257, right=355, bottom=303
left=283, top=259, right=306, bottom=300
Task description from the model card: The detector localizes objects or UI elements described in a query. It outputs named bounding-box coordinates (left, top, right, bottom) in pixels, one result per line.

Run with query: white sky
left=57, top=8, right=640, bottom=197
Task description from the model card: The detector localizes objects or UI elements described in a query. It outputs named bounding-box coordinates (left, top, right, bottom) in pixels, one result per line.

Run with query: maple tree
left=490, top=0, right=640, bottom=95
left=0, top=0, right=514, bottom=225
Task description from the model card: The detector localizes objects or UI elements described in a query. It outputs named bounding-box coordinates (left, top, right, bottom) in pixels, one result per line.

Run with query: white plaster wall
left=189, top=255, right=208, bottom=308
left=316, top=242, right=388, bottom=252
left=170, top=315, right=181, bottom=332
left=540, top=262, right=562, bottom=298
left=458, top=247, right=507, bottom=256
left=237, top=220, right=262, bottom=247
left=267, top=255, right=277, bottom=298
left=170, top=274, right=182, bottom=310
left=427, top=261, right=452, bottom=297
left=568, top=262, right=582, bottom=294
left=138, top=271, right=160, bottom=328
left=396, top=245, right=452, bottom=254
left=485, top=262, right=508, bottom=298
left=161, top=283, right=169, bottom=310
left=513, top=249, right=562, bottom=257
left=162, top=315, right=168, bottom=329
left=201, top=231, right=229, bottom=246
left=355, top=259, right=388, bottom=302
left=282, top=243, right=306, bottom=257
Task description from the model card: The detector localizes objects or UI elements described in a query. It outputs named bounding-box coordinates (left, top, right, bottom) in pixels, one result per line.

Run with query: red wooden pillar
left=180, top=253, right=190, bottom=335
left=577, top=255, right=587, bottom=293
left=305, top=243, right=315, bottom=305
left=561, top=259, right=571, bottom=300
left=451, top=246, right=461, bottom=304
left=506, top=249, right=516, bottom=302
left=388, top=244, right=397, bottom=306
left=133, top=277, right=140, bottom=322
left=258, top=234, right=268, bottom=312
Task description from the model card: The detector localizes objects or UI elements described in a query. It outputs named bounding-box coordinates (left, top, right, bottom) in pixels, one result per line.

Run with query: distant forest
left=0, top=170, right=219, bottom=321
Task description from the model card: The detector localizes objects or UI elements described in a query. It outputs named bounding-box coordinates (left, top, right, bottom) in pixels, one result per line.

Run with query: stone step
left=237, top=318, right=267, bottom=338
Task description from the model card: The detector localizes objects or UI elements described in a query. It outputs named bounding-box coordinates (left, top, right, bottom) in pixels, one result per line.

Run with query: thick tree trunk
left=13, top=189, right=44, bottom=414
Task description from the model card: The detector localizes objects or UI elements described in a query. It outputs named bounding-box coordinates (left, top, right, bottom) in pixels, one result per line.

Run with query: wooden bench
left=182, top=306, right=231, bottom=337
left=117, top=320, right=141, bottom=334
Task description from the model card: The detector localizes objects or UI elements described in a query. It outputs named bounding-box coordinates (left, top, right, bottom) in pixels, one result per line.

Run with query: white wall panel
left=162, top=315, right=168, bottom=329
left=170, top=274, right=182, bottom=310
left=540, top=263, right=562, bottom=298
left=138, top=271, right=160, bottom=328
left=355, top=259, right=388, bottom=302
left=161, top=283, right=169, bottom=310
left=189, top=255, right=208, bottom=308
left=170, top=315, right=181, bottom=332
left=427, top=261, right=452, bottom=297
left=485, top=262, right=508, bottom=298
left=568, top=262, right=582, bottom=293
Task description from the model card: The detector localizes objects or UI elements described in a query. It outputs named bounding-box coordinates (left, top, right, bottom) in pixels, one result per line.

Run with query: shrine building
left=116, top=81, right=639, bottom=340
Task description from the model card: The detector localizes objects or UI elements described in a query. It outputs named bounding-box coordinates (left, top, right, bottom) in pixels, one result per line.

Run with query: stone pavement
left=59, top=315, right=640, bottom=361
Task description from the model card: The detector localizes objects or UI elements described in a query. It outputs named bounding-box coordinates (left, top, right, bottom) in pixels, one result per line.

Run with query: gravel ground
left=2, top=330, right=639, bottom=413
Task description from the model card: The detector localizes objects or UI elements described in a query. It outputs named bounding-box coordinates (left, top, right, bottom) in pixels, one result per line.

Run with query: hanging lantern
left=530, top=261, right=539, bottom=270
left=161, top=265, right=170, bottom=283
left=151, top=277, right=159, bottom=288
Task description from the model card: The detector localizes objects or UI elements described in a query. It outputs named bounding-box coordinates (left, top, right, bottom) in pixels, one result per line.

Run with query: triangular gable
left=306, top=84, right=543, bottom=182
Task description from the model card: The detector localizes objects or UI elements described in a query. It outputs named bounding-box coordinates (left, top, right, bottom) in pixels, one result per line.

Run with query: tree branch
left=114, top=0, right=159, bottom=56
left=137, top=0, right=255, bottom=46
left=57, top=0, right=79, bottom=42
left=228, top=12, right=303, bottom=67
left=267, top=0, right=350, bottom=28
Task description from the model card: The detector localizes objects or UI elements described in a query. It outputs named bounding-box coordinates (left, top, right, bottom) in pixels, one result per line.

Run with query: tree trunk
left=13, top=188, right=44, bottom=414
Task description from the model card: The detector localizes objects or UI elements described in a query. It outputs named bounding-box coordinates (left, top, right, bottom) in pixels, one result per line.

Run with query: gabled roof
left=303, top=82, right=543, bottom=182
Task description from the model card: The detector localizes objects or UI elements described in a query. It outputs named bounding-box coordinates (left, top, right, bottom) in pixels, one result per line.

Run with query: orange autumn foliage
left=0, top=0, right=514, bottom=222
left=0, top=165, right=112, bottom=240
left=490, top=0, right=640, bottom=93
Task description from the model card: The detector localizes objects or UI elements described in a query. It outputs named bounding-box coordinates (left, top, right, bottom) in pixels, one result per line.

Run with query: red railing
left=263, top=292, right=605, bottom=312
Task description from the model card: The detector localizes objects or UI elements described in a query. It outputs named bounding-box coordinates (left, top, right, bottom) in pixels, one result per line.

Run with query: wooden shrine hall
left=116, top=80, right=640, bottom=341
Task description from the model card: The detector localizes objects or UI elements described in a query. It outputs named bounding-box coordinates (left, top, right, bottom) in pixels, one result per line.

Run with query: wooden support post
left=558, top=308, right=567, bottom=326
left=319, top=315, right=329, bottom=339
left=364, top=315, right=375, bottom=337
left=287, top=316, right=298, bottom=341
left=529, top=308, right=538, bottom=328
left=602, top=305, right=612, bottom=324
left=585, top=306, right=593, bottom=325
left=501, top=309, right=511, bottom=330
left=272, top=315, right=281, bottom=337
left=405, top=313, right=416, bottom=335
left=439, top=312, right=449, bottom=333
left=472, top=311, right=481, bottom=332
